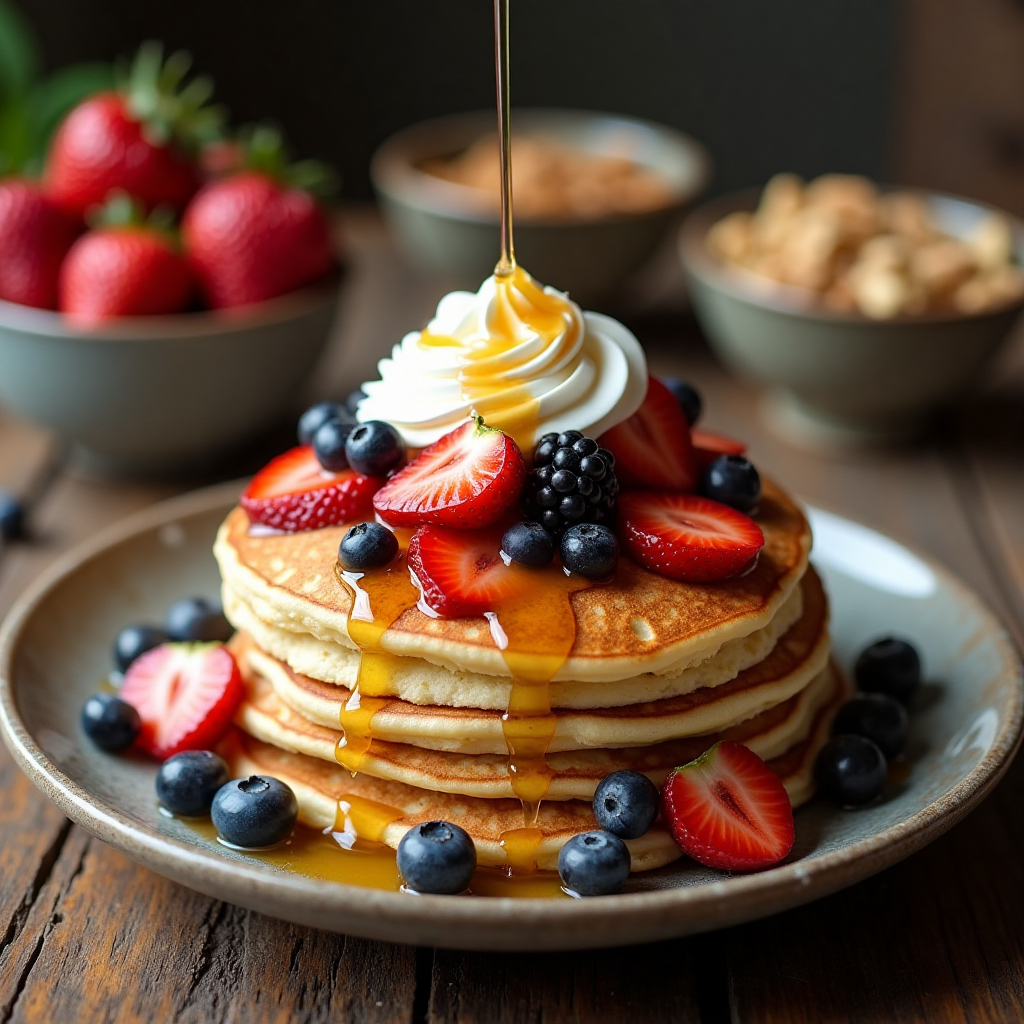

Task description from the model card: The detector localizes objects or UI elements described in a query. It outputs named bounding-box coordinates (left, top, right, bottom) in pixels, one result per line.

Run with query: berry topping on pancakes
left=374, top=418, right=525, bottom=529
left=598, top=377, right=697, bottom=492
left=618, top=492, right=764, bottom=583
left=240, top=446, right=382, bottom=532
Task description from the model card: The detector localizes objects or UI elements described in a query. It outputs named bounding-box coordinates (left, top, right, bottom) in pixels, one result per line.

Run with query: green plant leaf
left=0, top=0, right=40, bottom=103
left=0, top=96, right=31, bottom=175
left=26, top=61, right=115, bottom=157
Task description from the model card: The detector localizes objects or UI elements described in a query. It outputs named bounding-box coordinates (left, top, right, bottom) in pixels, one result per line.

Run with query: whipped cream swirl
left=357, top=268, right=647, bottom=450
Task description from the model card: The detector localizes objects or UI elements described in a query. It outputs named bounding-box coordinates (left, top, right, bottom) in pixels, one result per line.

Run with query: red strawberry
left=240, top=446, right=382, bottom=532
left=45, top=45, right=219, bottom=216
left=120, top=642, right=243, bottom=759
left=662, top=741, right=795, bottom=871
left=407, top=524, right=530, bottom=618
left=598, top=377, right=697, bottom=491
left=182, top=170, right=335, bottom=309
left=618, top=491, right=764, bottom=582
left=58, top=224, right=194, bottom=326
left=373, top=418, right=525, bottom=529
left=0, top=180, right=80, bottom=309
left=691, top=428, right=747, bottom=473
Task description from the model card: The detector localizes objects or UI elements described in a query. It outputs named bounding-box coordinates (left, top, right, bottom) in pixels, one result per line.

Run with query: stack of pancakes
left=214, top=479, right=845, bottom=873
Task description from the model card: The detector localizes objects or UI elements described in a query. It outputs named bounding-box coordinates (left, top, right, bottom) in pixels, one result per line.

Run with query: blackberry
left=523, top=431, right=618, bottom=536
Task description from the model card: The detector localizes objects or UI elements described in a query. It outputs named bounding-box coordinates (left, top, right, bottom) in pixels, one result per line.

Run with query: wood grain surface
left=0, top=214, right=1021, bottom=1023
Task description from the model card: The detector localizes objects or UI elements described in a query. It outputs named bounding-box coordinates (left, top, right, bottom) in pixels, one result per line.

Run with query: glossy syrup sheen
left=335, top=529, right=594, bottom=874
left=417, top=266, right=580, bottom=450
left=182, top=817, right=567, bottom=898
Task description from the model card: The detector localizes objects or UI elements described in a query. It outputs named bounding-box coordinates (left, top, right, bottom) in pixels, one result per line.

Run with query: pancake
left=223, top=668, right=846, bottom=873
left=222, top=577, right=805, bottom=710
left=214, top=478, right=811, bottom=683
left=229, top=567, right=830, bottom=752
left=236, top=662, right=840, bottom=800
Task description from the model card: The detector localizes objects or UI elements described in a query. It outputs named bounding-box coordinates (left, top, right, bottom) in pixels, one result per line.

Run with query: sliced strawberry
left=618, top=491, right=764, bottom=582
left=598, top=377, right=697, bottom=491
left=662, top=741, right=795, bottom=871
left=691, top=429, right=747, bottom=473
left=240, top=446, right=383, bottom=532
left=407, top=524, right=530, bottom=618
left=373, top=418, right=525, bottom=529
left=120, top=642, right=243, bottom=759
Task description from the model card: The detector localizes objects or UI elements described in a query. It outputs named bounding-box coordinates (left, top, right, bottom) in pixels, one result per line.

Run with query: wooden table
left=0, top=215, right=1022, bottom=1024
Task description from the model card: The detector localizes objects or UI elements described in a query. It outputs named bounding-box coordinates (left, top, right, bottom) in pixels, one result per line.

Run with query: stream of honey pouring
left=326, top=0, right=593, bottom=877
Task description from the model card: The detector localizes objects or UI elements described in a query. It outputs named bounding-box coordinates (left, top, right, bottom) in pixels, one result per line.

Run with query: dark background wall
left=17, top=0, right=899, bottom=200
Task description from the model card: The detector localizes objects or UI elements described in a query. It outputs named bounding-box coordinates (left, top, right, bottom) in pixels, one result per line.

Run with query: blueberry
left=81, top=693, right=140, bottom=752
left=832, top=693, right=908, bottom=759
left=297, top=401, right=350, bottom=446
left=501, top=521, right=555, bottom=568
left=157, top=750, right=230, bottom=817
left=345, top=420, right=405, bottom=476
left=815, top=735, right=887, bottom=807
left=660, top=377, right=702, bottom=426
left=396, top=820, right=477, bottom=894
left=113, top=624, right=168, bottom=672
left=558, top=830, right=631, bottom=896
left=165, top=597, right=233, bottom=643
left=345, top=388, right=366, bottom=417
left=0, top=490, right=24, bottom=540
left=313, top=418, right=355, bottom=471
left=561, top=523, right=618, bottom=579
left=700, top=455, right=761, bottom=514
left=211, top=775, right=298, bottom=848
left=338, top=522, right=398, bottom=571
left=854, top=638, right=921, bottom=704
left=593, top=771, right=660, bottom=840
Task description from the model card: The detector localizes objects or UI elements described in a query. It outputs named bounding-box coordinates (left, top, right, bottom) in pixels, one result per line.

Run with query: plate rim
left=1, top=483, right=1021, bottom=950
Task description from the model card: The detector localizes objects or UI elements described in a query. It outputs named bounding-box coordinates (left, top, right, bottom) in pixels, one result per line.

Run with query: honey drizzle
left=487, top=564, right=592, bottom=827
left=499, top=827, right=543, bottom=876
left=181, top=816, right=567, bottom=897
left=335, top=532, right=419, bottom=772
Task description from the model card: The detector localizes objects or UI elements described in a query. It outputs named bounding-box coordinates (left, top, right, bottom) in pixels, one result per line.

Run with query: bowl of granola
left=372, top=109, right=710, bottom=305
left=679, top=175, right=1024, bottom=444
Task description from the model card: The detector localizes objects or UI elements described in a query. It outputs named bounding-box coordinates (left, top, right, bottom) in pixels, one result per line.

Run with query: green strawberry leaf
left=0, top=0, right=40, bottom=103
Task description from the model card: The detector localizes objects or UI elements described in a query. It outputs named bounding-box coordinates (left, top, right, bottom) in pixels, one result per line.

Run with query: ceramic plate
left=1, top=483, right=1021, bottom=951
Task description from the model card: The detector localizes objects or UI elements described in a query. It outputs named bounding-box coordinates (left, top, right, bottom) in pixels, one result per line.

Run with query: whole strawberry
left=183, top=169, right=336, bottom=309
left=45, top=42, right=223, bottom=217
left=0, top=179, right=80, bottom=309
left=58, top=196, right=193, bottom=326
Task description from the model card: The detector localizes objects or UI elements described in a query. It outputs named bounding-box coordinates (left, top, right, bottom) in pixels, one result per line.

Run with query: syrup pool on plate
left=180, top=815, right=568, bottom=898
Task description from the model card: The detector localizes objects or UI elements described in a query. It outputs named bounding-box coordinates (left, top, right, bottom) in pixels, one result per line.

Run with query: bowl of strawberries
left=0, top=44, right=342, bottom=473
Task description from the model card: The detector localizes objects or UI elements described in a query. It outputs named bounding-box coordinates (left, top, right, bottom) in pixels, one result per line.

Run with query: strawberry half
left=691, top=429, right=747, bottom=473
left=407, top=524, right=530, bottom=618
left=373, top=418, right=525, bottom=529
left=120, top=643, right=243, bottom=759
left=662, top=741, right=795, bottom=871
left=240, top=446, right=383, bottom=532
left=618, top=491, right=764, bottom=582
left=598, top=377, right=697, bottom=491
